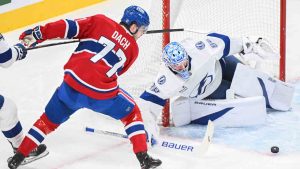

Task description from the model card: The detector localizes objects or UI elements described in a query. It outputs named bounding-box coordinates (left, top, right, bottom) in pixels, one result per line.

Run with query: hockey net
left=118, top=0, right=286, bottom=127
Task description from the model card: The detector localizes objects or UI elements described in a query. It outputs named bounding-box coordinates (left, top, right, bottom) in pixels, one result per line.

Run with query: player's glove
left=19, top=26, right=44, bottom=47
left=145, top=130, right=158, bottom=147
left=14, top=43, right=27, bottom=60
left=240, top=37, right=279, bottom=60
left=0, top=33, right=4, bottom=41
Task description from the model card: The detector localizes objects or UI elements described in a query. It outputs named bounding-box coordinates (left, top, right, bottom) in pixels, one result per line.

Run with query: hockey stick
left=85, top=120, right=214, bottom=155
left=26, top=28, right=210, bottom=51
left=146, top=28, right=210, bottom=34
left=146, top=28, right=184, bottom=34
left=27, top=39, right=80, bottom=51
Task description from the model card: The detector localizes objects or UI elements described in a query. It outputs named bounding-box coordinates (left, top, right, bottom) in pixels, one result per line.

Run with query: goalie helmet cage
left=160, top=0, right=286, bottom=127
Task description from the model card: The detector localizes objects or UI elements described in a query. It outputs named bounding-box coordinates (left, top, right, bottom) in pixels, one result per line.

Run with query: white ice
left=1, top=0, right=300, bottom=169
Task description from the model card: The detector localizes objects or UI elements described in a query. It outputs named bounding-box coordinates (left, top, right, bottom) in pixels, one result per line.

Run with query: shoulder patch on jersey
left=206, top=39, right=218, bottom=48
left=195, top=41, right=205, bottom=50
left=150, top=83, right=160, bottom=93
left=157, top=75, right=166, bottom=85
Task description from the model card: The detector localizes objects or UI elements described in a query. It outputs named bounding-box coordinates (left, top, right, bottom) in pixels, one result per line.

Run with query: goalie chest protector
left=154, top=38, right=222, bottom=99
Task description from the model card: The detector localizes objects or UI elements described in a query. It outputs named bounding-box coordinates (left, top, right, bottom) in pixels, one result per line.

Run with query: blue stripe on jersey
left=2, top=121, right=23, bottom=138
left=75, top=41, right=121, bottom=66
left=125, top=124, right=145, bottom=136
left=208, top=33, right=230, bottom=58
left=140, top=91, right=166, bottom=107
left=104, top=51, right=122, bottom=66
left=75, top=41, right=103, bottom=53
left=65, top=19, right=78, bottom=39
left=191, top=107, right=233, bottom=125
left=28, top=128, right=44, bottom=143
left=0, top=94, right=4, bottom=109
left=0, top=48, right=12, bottom=63
left=74, top=41, right=124, bottom=75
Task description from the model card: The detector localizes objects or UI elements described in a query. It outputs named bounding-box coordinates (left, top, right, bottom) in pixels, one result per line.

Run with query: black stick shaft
left=27, top=28, right=185, bottom=51
left=27, top=39, right=80, bottom=51
left=146, top=28, right=184, bottom=34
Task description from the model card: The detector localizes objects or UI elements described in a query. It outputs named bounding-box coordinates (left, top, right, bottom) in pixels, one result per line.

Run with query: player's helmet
left=121, top=6, right=150, bottom=31
left=162, top=42, right=190, bottom=79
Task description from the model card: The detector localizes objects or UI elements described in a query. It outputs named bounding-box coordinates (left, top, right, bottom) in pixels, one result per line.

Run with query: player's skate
left=136, top=151, right=162, bottom=169
left=8, top=144, right=49, bottom=169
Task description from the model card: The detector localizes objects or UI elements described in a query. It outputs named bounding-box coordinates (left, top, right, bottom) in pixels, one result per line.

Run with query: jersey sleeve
left=140, top=82, right=168, bottom=108
left=139, top=83, right=168, bottom=122
left=0, top=39, right=18, bottom=68
left=39, top=15, right=100, bottom=40
left=140, top=65, right=181, bottom=108
left=206, top=32, right=243, bottom=60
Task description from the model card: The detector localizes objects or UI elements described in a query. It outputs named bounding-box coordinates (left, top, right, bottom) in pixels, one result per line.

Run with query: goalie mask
left=162, top=42, right=190, bottom=79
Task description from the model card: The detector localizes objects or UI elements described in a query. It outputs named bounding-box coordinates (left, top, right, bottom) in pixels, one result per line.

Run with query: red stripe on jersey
left=118, top=90, right=135, bottom=105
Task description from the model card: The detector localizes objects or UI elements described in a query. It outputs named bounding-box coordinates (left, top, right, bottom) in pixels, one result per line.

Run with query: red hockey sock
left=122, top=106, right=148, bottom=154
left=130, top=134, right=147, bottom=153
left=18, top=113, right=59, bottom=156
left=18, top=137, right=38, bottom=156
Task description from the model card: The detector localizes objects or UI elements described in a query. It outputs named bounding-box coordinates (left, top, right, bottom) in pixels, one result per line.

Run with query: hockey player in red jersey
left=0, top=33, right=48, bottom=165
left=8, top=5, right=162, bottom=169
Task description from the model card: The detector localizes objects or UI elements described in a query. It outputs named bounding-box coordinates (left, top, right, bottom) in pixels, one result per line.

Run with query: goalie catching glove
left=240, top=36, right=279, bottom=61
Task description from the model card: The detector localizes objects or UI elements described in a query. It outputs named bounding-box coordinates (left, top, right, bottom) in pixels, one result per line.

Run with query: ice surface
left=1, top=0, right=300, bottom=168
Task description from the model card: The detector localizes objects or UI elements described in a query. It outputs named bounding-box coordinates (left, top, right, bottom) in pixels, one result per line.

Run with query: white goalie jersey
left=138, top=33, right=256, bottom=129
left=139, top=33, right=293, bottom=129
left=140, top=33, right=243, bottom=110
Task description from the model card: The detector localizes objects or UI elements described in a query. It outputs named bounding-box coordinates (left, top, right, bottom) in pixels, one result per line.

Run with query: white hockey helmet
left=162, top=42, right=190, bottom=79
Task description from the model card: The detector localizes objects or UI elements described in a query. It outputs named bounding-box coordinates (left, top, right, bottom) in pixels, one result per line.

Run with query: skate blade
left=22, top=150, right=49, bottom=165
left=7, top=150, right=49, bottom=166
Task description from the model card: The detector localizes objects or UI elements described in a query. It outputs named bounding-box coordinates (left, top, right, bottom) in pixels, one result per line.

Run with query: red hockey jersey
left=38, top=14, right=139, bottom=99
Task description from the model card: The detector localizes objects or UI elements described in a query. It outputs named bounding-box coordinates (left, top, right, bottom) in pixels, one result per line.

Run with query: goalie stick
left=85, top=120, right=214, bottom=156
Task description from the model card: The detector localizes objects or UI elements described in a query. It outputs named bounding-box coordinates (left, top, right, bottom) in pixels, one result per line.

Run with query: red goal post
left=160, top=0, right=286, bottom=127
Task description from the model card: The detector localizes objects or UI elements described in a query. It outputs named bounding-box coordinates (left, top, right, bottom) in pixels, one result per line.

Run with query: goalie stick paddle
left=26, top=28, right=210, bottom=51
left=84, top=120, right=214, bottom=156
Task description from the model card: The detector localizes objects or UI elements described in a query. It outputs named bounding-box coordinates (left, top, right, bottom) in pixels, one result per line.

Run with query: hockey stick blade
left=197, top=120, right=214, bottom=155
left=85, top=120, right=214, bottom=156
left=156, top=120, right=214, bottom=156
